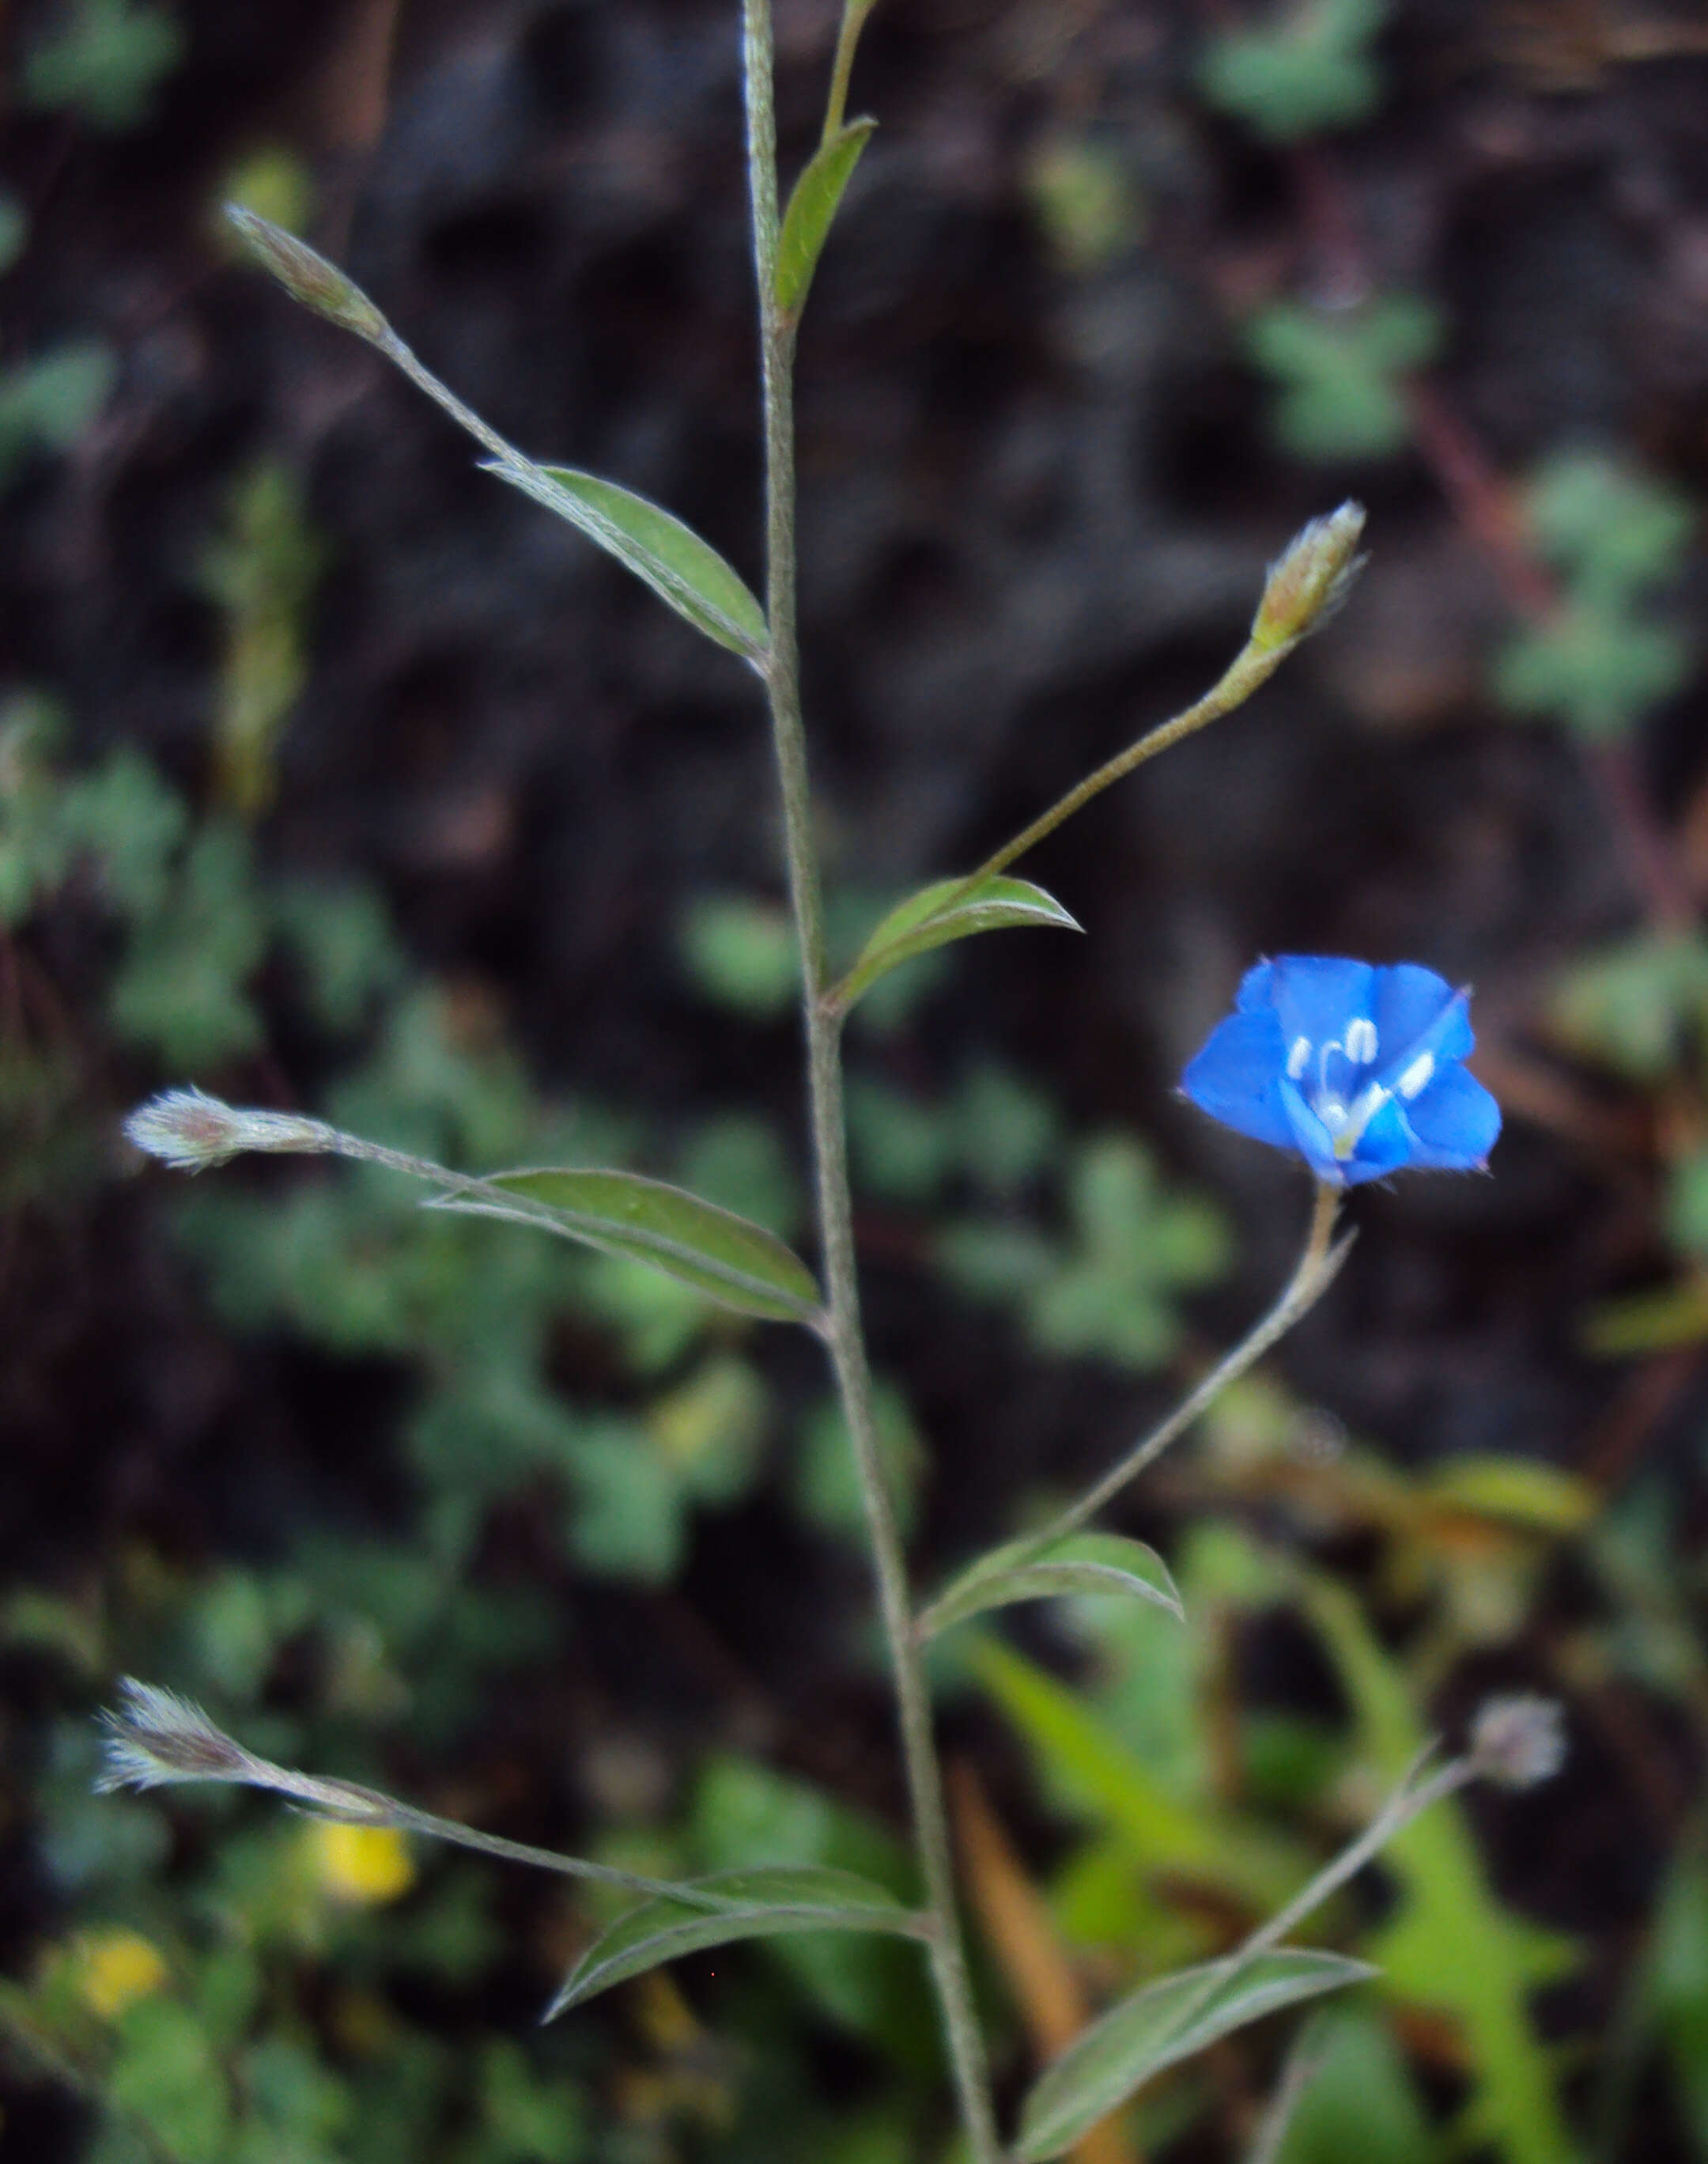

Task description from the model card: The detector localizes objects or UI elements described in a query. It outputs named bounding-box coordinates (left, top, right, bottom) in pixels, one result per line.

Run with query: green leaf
left=1271, top=2007, right=1432, bottom=2164
left=965, top=1634, right=1306, bottom=1912
left=543, top=1865, right=916, bottom=2018
left=427, top=1167, right=822, bottom=1324
left=109, top=1999, right=232, bottom=2164
left=1652, top=1849, right=1708, bottom=2157
left=777, top=119, right=877, bottom=321
left=835, top=876, right=1081, bottom=1012
left=690, top=1756, right=935, bottom=2069
left=1015, top=1950, right=1374, bottom=2160
left=1421, top=1455, right=1597, bottom=1535
left=920, top=1532, right=1182, bottom=1639
left=484, top=461, right=767, bottom=656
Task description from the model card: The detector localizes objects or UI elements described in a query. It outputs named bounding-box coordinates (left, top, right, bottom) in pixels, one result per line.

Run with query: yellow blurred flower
left=73, top=1928, right=168, bottom=2018
left=306, top=1822, right=415, bottom=1905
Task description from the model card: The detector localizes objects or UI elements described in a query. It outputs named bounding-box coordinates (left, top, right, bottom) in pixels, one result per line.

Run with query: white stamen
left=1332, top=1081, right=1391, bottom=1158
left=1397, top=1051, right=1434, bottom=1100
left=1317, top=1098, right=1347, bottom=1132
left=1286, top=1035, right=1312, bottom=1080
left=1345, top=1017, right=1377, bottom=1065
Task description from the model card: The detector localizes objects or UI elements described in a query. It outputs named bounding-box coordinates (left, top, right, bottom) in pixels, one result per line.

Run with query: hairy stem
left=822, top=0, right=879, bottom=141
left=965, top=640, right=1283, bottom=895
left=741, top=6, right=1002, bottom=2155
left=918, top=1181, right=1347, bottom=1632
left=823, top=634, right=1291, bottom=1013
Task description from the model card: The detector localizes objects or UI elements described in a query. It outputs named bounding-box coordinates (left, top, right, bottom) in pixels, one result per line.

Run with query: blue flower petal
left=1343, top=1095, right=1413, bottom=1185
left=1235, top=959, right=1276, bottom=1014
left=1279, top=1077, right=1343, bottom=1182
left=1399, top=1065, right=1502, bottom=1170
left=1370, top=962, right=1460, bottom=1054
left=1181, top=1012, right=1295, bottom=1148
left=1371, top=963, right=1472, bottom=1075
left=1270, top=956, right=1377, bottom=1054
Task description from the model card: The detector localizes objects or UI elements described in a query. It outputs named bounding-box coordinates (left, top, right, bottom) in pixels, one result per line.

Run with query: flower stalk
left=740, top=5, right=1002, bottom=2155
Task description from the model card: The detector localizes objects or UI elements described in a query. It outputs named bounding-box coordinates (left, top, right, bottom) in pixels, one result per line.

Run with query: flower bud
left=1468, top=1694, right=1566, bottom=1790
left=98, top=1678, right=395, bottom=1823
left=223, top=206, right=391, bottom=346
left=1250, top=500, right=1368, bottom=651
left=123, top=1087, right=332, bottom=1172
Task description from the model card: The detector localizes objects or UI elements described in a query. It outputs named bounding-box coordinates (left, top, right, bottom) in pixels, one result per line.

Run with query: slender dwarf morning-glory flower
left=1181, top=956, right=1500, bottom=1188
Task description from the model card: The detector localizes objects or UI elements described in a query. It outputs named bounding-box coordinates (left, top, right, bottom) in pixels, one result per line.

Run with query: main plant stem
left=740, top=6, right=1003, bottom=2158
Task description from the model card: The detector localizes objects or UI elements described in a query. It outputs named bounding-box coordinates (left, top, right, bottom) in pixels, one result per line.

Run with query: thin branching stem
left=918, top=1182, right=1347, bottom=1633
left=963, top=638, right=1287, bottom=892
left=821, top=634, right=1293, bottom=1015
left=822, top=0, right=879, bottom=142
left=742, top=5, right=1003, bottom=2155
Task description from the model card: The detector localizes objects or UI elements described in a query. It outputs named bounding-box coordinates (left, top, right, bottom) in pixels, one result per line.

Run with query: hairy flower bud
left=224, top=206, right=391, bottom=346
left=1468, top=1694, right=1566, bottom=1790
left=1251, top=501, right=1368, bottom=651
left=98, top=1678, right=394, bottom=1822
left=123, top=1087, right=333, bottom=1171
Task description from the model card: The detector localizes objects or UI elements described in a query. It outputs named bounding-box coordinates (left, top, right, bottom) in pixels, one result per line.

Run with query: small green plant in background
left=1199, top=0, right=1389, bottom=144
left=22, top=0, right=184, bottom=133
left=1494, top=449, right=1695, bottom=744
left=2, top=0, right=186, bottom=494
left=1245, top=297, right=1441, bottom=463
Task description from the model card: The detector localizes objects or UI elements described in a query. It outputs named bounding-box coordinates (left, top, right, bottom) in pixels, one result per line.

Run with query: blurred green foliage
left=1024, top=137, right=1143, bottom=277
left=1245, top=297, right=1440, bottom=463
left=938, top=1134, right=1230, bottom=1372
left=1550, top=930, right=1708, bottom=1086
left=0, top=339, right=117, bottom=490
left=22, top=0, right=185, bottom=131
left=1494, top=451, right=1695, bottom=743
left=1272, top=2009, right=1430, bottom=2164
left=1199, top=0, right=1387, bottom=144
left=202, top=460, right=325, bottom=819
left=678, top=895, right=799, bottom=1021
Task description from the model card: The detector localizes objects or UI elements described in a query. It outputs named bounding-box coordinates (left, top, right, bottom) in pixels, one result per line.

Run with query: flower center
left=1290, top=1027, right=1391, bottom=1160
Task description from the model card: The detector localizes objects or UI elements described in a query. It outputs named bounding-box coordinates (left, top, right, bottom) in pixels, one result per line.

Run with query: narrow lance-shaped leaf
left=776, top=119, right=877, bottom=322
left=544, top=1865, right=919, bottom=2019
left=1015, top=1950, right=1375, bottom=2162
left=917, top=1532, right=1182, bottom=1641
left=429, top=1168, right=822, bottom=1325
left=833, top=875, right=1081, bottom=1013
left=486, top=462, right=769, bottom=657
left=222, top=214, right=768, bottom=662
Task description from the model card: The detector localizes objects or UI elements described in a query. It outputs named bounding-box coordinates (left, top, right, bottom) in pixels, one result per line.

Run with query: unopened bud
left=1468, top=1694, right=1566, bottom=1790
left=124, top=1087, right=333, bottom=1172
left=97, top=1678, right=394, bottom=1823
left=224, top=206, right=391, bottom=346
left=1251, top=501, right=1367, bottom=651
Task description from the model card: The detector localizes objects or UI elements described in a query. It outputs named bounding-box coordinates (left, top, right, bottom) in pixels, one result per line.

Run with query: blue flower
left=1181, top=956, right=1500, bottom=1188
